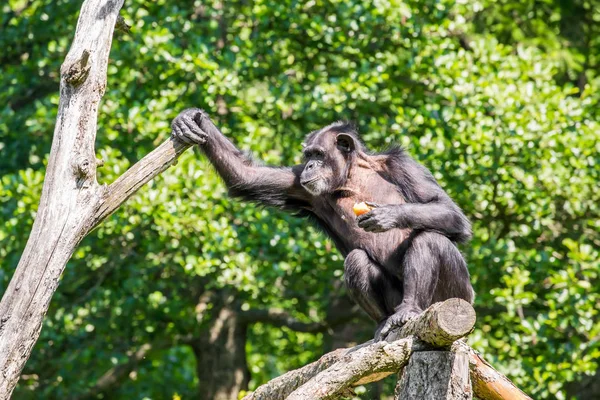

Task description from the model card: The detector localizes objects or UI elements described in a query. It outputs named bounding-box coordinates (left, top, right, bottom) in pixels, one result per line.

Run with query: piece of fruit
left=353, top=202, right=373, bottom=216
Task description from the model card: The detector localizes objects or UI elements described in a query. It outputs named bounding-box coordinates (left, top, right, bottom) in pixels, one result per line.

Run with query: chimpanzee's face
left=300, top=127, right=356, bottom=196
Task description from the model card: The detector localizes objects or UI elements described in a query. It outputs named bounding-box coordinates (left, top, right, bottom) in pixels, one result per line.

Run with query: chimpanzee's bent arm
left=358, top=151, right=471, bottom=242
left=392, top=202, right=471, bottom=241
left=357, top=200, right=471, bottom=242
left=172, top=109, right=310, bottom=209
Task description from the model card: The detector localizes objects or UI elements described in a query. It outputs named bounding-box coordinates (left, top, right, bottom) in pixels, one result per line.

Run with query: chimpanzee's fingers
left=365, top=201, right=382, bottom=208
left=356, top=210, right=376, bottom=223
left=172, top=125, right=193, bottom=144
left=360, top=222, right=381, bottom=232
left=170, top=124, right=179, bottom=138
left=357, top=216, right=374, bottom=228
left=182, top=116, right=200, bottom=132
left=356, top=214, right=368, bottom=224
left=182, top=118, right=207, bottom=144
left=179, top=122, right=200, bottom=142
left=172, top=114, right=193, bottom=143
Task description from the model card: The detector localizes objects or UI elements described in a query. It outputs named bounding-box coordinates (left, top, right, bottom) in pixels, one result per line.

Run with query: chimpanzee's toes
left=375, top=314, right=404, bottom=341
left=375, top=306, right=423, bottom=341
left=374, top=320, right=388, bottom=341
left=395, top=305, right=421, bottom=324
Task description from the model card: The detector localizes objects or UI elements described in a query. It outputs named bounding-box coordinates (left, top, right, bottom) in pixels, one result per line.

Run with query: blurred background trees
left=1, top=0, right=598, bottom=398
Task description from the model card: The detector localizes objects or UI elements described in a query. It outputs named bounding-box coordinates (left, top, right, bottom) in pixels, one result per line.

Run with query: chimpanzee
left=171, top=109, right=474, bottom=340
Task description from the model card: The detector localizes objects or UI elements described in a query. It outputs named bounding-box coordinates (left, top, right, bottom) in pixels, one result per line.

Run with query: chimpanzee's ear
left=336, top=134, right=356, bottom=153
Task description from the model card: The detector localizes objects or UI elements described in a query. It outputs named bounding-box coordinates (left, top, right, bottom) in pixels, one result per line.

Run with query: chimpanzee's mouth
left=300, top=178, right=320, bottom=186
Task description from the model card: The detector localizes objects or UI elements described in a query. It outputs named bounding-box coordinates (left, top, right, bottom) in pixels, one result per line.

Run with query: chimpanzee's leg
left=343, top=249, right=403, bottom=334
left=378, top=231, right=474, bottom=340
left=432, top=235, right=474, bottom=304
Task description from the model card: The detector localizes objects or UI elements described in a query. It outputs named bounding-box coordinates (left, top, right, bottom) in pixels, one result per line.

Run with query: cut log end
left=436, top=298, right=476, bottom=338
left=386, top=298, right=476, bottom=347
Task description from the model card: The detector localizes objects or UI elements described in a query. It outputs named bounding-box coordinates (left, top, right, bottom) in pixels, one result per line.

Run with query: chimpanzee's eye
left=313, top=150, right=325, bottom=160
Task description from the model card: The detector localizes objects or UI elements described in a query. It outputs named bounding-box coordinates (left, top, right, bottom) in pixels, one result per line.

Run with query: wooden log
left=463, top=344, right=533, bottom=400
left=90, top=137, right=189, bottom=227
left=285, top=337, right=424, bottom=400
left=396, top=348, right=472, bottom=400
left=244, top=299, right=476, bottom=400
left=386, top=298, right=476, bottom=346
left=241, top=348, right=347, bottom=400
left=243, top=300, right=532, bottom=400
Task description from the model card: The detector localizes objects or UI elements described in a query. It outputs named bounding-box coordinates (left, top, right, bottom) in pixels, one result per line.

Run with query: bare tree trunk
left=0, top=2, right=123, bottom=395
left=192, top=308, right=249, bottom=400
left=0, top=1, right=191, bottom=397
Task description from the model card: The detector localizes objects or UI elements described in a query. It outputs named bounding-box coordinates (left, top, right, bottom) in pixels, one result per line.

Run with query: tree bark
left=192, top=308, right=249, bottom=400
left=0, top=1, right=191, bottom=397
left=396, top=349, right=472, bottom=400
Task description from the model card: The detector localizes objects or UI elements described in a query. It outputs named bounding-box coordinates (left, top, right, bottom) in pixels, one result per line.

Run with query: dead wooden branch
left=243, top=300, right=530, bottom=400
left=458, top=342, right=533, bottom=400
left=244, top=299, right=476, bottom=400
left=286, top=338, right=424, bottom=400
left=242, top=348, right=349, bottom=400
left=0, top=1, right=191, bottom=396
left=91, top=137, right=189, bottom=227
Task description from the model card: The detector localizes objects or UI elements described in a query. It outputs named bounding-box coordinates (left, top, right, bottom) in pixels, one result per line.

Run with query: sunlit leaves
left=1, top=0, right=599, bottom=398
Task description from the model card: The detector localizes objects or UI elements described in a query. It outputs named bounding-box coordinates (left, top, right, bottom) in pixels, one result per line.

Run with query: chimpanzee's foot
left=374, top=319, right=387, bottom=340
left=375, top=304, right=422, bottom=341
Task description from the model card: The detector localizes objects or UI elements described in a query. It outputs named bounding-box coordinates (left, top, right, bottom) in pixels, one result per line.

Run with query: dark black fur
left=172, top=109, right=475, bottom=340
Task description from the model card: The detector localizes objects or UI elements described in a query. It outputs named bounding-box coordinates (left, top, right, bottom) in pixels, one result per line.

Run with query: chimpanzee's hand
left=356, top=202, right=404, bottom=233
left=171, top=108, right=209, bottom=145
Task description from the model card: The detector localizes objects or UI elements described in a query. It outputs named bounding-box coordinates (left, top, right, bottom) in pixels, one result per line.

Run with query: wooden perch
left=287, top=338, right=425, bottom=400
left=0, top=1, right=191, bottom=396
left=243, top=348, right=350, bottom=400
left=386, top=298, right=476, bottom=346
left=244, top=299, right=530, bottom=400
left=397, top=347, right=472, bottom=400
left=244, top=339, right=425, bottom=400
left=244, top=299, right=476, bottom=400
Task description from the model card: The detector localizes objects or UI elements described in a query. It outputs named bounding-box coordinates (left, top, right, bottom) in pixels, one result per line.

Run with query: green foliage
left=1, top=0, right=599, bottom=399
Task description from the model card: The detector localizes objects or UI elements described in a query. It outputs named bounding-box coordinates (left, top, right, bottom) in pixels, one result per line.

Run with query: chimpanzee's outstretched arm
left=172, top=109, right=310, bottom=209
left=357, top=154, right=471, bottom=242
